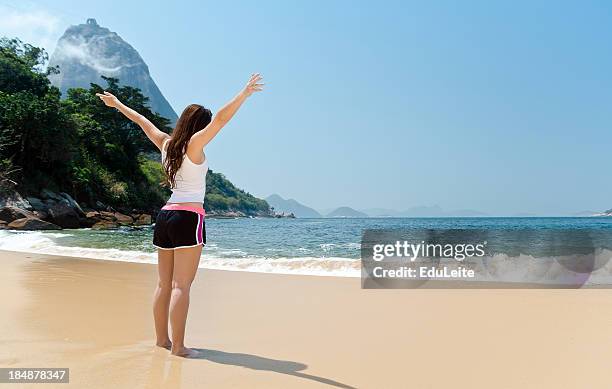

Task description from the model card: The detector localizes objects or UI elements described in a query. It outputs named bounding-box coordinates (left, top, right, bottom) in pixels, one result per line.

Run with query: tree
left=0, top=38, right=75, bottom=191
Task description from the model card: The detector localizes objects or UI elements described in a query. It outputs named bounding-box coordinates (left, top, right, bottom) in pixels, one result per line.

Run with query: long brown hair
left=163, top=104, right=212, bottom=188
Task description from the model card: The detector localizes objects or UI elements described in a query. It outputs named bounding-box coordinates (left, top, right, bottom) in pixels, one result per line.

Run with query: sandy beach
left=1, top=250, right=612, bottom=388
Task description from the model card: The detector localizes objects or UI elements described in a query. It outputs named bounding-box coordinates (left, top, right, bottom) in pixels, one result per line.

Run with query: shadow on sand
left=191, top=348, right=357, bottom=389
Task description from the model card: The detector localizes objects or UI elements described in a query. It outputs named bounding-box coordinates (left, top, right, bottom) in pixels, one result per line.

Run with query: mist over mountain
left=48, top=18, right=178, bottom=123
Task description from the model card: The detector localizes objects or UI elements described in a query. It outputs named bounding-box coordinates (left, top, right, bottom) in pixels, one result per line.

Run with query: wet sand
left=1, top=249, right=612, bottom=388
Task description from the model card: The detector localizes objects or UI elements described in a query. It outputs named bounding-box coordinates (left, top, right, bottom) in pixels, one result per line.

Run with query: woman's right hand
left=242, top=73, right=264, bottom=97
left=95, top=91, right=121, bottom=108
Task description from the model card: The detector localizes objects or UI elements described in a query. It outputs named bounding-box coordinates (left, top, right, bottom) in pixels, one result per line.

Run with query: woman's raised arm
left=96, top=91, right=169, bottom=151
left=188, top=73, right=264, bottom=151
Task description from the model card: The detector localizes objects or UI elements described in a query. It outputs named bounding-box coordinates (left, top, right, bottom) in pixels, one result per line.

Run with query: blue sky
left=1, top=0, right=612, bottom=215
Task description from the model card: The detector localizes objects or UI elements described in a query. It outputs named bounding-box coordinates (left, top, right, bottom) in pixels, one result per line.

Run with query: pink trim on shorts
left=196, top=214, right=204, bottom=244
left=161, top=204, right=206, bottom=216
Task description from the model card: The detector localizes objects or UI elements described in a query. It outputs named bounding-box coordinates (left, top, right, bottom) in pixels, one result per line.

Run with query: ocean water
left=1, top=217, right=612, bottom=278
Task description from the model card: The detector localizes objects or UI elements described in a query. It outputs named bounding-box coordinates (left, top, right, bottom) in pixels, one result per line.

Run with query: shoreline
left=0, top=247, right=359, bottom=278
left=0, top=236, right=361, bottom=276
left=2, top=250, right=612, bottom=387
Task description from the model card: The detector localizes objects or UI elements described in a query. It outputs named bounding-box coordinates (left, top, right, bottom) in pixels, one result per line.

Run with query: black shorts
left=153, top=210, right=206, bottom=250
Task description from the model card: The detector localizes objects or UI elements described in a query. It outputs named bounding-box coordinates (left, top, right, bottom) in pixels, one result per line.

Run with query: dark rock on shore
left=40, top=189, right=65, bottom=202
left=0, top=206, right=35, bottom=222
left=48, top=202, right=80, bottom=229
left=1, top=188, right=153, bottom=231
left=204, top=209, right=296, bottom=219
left=0, top=189, right=31, bottom=210
left=7, top=217, right=61, bottom=230
left=274, top=212, right=296, bottom=218
left=26, top=196, right=45, bottom=211
left=1, top=186, right=290, bottom=231
left=59, top=192, right=85, bottom=216
left=205, top=210, right=242, bottom=218
left=92, top=220, right=119, bottom=230
left=83, top=210, right=151, bottom=230
left=114, top=212, right=134, bottom=225
left=133, top=214, right=152, bottom=225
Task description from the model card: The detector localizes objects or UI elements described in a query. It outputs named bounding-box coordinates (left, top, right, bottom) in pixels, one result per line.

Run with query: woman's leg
left=153, top=248, right=174, bottom=349
left=169, top=245, right=202, bottom=357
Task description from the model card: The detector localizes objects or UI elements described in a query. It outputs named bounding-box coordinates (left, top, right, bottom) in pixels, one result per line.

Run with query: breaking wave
left=0, top=230, right=360, bottom=277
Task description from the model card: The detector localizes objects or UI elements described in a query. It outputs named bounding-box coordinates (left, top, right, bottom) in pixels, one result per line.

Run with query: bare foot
left=156, top=340, right=172, bottom=350
left=171, top=346, right=200, bottom=358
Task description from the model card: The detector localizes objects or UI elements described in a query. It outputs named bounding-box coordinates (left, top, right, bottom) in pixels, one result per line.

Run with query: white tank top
left=161, top=139, right=209, bottom=203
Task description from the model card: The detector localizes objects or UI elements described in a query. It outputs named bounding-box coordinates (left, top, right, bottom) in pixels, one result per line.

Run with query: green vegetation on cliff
left=205, top=170, right=269, bottom=214
left=0, top=38, right=271, bottom=216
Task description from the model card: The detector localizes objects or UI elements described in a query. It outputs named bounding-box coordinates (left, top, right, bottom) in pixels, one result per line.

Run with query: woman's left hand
left=243, top=73, right=264, bottom=97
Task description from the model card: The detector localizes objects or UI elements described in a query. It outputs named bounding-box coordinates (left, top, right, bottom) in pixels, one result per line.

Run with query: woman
left=96, top=73, right=264, bottom=357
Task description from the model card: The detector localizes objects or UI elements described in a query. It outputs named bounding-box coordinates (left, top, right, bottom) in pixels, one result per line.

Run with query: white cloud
left=55, top=35, right=140, bottom=74
left=0, top=4, right=63, bottom=54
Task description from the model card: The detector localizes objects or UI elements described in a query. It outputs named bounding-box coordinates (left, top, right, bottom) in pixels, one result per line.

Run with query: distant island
left=266, top=195, right=369, bottom=218
left=266, top=193, right=611, bottom=218
left=267, top=195, right=491, bottom=218
left=266, top=194, right=322, bottom=218
left=326, top=207, right=368, bottom=218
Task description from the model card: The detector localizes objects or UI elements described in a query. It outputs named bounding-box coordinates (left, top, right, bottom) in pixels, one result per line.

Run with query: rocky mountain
left=48, top=18, right=178, bottom=123
left=266, top=194, right=322, bottom=218
left=326, top=206, right=368, bottom=218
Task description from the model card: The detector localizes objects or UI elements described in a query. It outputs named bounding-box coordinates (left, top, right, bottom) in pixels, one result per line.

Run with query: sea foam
left=0, top=230, right=360, bottom=277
